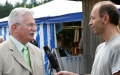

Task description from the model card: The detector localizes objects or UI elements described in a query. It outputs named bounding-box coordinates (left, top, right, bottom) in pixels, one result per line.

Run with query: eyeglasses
left=16, top=23, right=37, bottom=28
left=25, top=23, right=37, bottom=28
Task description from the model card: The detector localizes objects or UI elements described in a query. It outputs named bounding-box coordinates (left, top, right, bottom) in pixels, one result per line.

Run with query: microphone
left=43, top=46, right=61, bottom=72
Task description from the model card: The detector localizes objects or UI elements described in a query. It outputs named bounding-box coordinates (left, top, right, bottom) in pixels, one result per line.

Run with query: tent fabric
left=0, top=1, right=82, bottom=27
left=1, top=1, right=120, bottom=26
left=0, top=12, right=82, bottom=26
left=35, top=23, right=57, bottom=75
left=0, top=1, right=82, bottom=75
left=32, top=1, right=82, bottom=18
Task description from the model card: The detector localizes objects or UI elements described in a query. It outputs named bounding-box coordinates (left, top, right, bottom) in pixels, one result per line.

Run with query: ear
left=103, top=14, right=109, bottom=25
left=11, top=24, right=18, bottom=32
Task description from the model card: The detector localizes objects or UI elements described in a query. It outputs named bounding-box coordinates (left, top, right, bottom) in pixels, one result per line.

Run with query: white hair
left=8, top=7, right=34, bottom=33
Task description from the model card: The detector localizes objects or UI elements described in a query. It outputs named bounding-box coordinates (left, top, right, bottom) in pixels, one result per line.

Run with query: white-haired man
left=0, top=7, right=44, bottom=75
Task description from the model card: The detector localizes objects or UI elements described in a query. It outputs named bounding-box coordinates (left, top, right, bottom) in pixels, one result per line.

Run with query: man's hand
left=54, top=71, right=78, bottom=75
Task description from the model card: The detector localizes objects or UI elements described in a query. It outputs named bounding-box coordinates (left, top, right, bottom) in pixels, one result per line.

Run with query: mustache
left=30, top=31, right=35, bottom=34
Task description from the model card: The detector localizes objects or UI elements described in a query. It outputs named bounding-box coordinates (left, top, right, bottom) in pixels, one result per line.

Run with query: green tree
left=0, top=1, right=13, bottom=18
left=0, top=4, right=5, bottom=18
left=42, top=0, right=52, bottom=4
left=14, top=2, right=24, bottom=8
left=0, top=0, right=53, bottom=19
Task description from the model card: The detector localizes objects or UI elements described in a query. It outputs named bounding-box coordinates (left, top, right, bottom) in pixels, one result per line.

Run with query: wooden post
left=82, top=0, right=106, bottom=73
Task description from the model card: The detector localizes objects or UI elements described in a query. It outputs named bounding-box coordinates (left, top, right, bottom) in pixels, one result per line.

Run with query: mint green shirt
left=10, top=35, right=28, bottom=56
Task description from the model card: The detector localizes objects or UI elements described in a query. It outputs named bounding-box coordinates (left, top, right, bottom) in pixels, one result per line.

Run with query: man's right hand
left=54, top=71, right=78, bottom=75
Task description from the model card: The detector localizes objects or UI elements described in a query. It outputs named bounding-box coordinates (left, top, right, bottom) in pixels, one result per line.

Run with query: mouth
left=30, top=32, right=35, bottom=36
left=92, top=27, right=95, bottom=30
left=30, top=33, right=34, bottom=35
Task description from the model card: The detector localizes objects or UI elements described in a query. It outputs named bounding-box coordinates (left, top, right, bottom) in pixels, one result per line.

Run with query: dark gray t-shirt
left=91, top=34, right=120, bottom=75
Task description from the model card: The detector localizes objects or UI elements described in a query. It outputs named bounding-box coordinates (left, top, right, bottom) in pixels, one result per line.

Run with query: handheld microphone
left=43, top=46, right=61, bottom=72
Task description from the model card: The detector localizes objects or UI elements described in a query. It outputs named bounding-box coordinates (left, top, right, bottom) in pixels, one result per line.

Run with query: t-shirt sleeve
left=111, top=50, right=120, bottom=74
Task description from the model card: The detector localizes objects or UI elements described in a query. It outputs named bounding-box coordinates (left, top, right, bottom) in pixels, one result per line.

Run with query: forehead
left=90, top=5, right=100, bottom=17
left=22, top=14, right=33, bottom=18
left=22, top=14, right=35, bottom=22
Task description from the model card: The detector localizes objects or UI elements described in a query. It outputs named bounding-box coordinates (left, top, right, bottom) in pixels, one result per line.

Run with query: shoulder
left=0, top=41, right=8, bottom=51
left=28, top=43, right=44, bottom=61
left=97, top=42, right=105, bottom=48
left=107, top=35, right=120, bottom=55
left=111, top=35, right=120, bottom=52
left=96, top=42, right=105, bottom=52
left=0, top=41, right=9, bottom=64
left=28, top=42, right=39, bottom=49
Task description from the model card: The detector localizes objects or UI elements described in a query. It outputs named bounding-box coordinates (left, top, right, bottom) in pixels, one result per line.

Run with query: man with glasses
left=0, top=7, right=44, bottom=75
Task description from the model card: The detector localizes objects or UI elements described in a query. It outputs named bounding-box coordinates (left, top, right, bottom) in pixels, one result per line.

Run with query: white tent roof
left=0, top=0, right=82, bottom=26
left=1, top=1, right=120, bottom=26
left=0, top=17, right=8, bottom=22
left=32, top=0, right=82, bottom=18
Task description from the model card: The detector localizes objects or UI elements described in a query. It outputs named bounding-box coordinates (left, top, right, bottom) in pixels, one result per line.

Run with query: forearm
left=77, top=74, right=92, bottom=75
left=54, top=71, right=91, bottom=75
left=80, top=74, right=92, bottom=75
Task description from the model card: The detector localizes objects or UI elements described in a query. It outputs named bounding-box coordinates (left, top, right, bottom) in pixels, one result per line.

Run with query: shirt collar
left=10, top=35, right=28, bottom=52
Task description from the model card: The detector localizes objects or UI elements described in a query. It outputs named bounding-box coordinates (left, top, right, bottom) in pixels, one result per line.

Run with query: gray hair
left=8, top=7, right=34, bottom=32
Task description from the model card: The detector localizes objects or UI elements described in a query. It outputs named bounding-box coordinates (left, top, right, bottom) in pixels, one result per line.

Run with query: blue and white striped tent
left=0, top=1, right=82, bottom=75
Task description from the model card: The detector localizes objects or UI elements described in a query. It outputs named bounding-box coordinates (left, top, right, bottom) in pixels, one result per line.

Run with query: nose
left=89, top=19, right=92, bottom=26
left=31, top=26, right=36, bottom=31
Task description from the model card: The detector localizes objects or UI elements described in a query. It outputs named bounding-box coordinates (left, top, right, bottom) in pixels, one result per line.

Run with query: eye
left=27, top=23, right=37, bottom=28
left=28, top=23, right=33, bottom=27
left=91, top=17, right=95, bottom=20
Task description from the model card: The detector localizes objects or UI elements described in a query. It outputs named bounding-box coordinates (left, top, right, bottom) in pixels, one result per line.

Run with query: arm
left=111, top=50, right=120, bottom=75
left=54, top=71, right=92, bottom=75
left=54, top=72, right=92, bottom=75
left=54, top=71, right=78, bottom=75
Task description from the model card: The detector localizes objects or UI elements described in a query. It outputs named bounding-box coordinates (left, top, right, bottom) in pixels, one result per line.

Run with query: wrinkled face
left=16, top=14, right=36, bottom=43
left=89, top=5, right=105, bottom=35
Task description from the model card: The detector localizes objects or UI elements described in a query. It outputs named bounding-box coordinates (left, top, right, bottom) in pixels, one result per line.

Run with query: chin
left=29, top=38, right=34, bottom=41
left=95, top=32, right=100, bottom=35
left=93, top=31, right=98, bottom=35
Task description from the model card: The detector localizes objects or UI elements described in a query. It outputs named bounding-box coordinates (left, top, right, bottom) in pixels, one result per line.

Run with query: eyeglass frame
left=16, top=23, right=37, bottom=28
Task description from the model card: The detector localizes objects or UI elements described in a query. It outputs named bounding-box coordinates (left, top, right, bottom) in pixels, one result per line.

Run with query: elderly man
left=0, top=7, right=44, bottom=75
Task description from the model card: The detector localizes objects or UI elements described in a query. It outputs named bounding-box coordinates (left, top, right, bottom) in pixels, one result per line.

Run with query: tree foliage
left=0, top=0, right=52, bottom=19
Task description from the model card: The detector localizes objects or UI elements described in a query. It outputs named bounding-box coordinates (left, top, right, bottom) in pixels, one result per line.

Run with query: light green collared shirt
left=10, top=35, right=28, bottom=56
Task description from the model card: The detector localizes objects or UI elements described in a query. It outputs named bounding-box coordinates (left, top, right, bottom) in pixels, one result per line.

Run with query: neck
left=11, top=35, right=28, bottom=45
left=102, top=25, right=119, bottom=43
